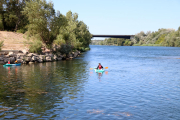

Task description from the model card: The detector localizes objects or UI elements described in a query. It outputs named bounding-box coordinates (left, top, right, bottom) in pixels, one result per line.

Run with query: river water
left=0, top=45, right=180, bottom=119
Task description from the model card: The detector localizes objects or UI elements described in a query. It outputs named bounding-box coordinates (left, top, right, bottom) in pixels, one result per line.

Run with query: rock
left=27, top=53, right=33, bottom=57
left=69, top=57, right=73, bottom=59
left=38, top=59, right=43, bottom=63
left=0, top=57, right=3, bottom=61
left=17, top=59, right=23, bottom=63
left=32, top=56, right=37, bottom=61
left=53, top=55, right=57, bottom=61
left=39, top=55, right=45, bottom=62
left=0, top=61, right=4, bottom=64
left=48, top=53, right=54, bottom=58
left=17, top=53, right=25, bottom=59
left=74, top=52, right=79, bottom=57
left=57, top=57, right=62, bottom=61
left=29, top=62, right=34, bottom=64
left=46, top=56, right=52, bottom=62
left=10, top=57, right=15, bottom=63
left=25, top=57, right=31, bottom=62
left=69, top=54, right=73, bottom=57
left=8, top=52, right=13, bottom=56
left=3, top=58, right=10, bottom=63
left=4, top=55, right=9, bottom=58
left=22, top=49, right=29, bottom=54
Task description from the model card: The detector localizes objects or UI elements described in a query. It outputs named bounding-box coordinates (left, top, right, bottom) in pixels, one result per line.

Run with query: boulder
left=25, top=57, right=31, bottom=62
left=10, top=57, right=15, bottom=63
left=0, top=57, right=3, bottom=61
left=4, top=55, right=9, bottom=58
left=46, top=56, right=52, bottom=62
left=22, top=49, right=29, bottom=54
left=53, top=55, right=58, bottom=61
left=48, top=53, right=54, bottom=58
left=27, top=53, right=33, bottom=57
left=0, top=61, right=4, bottom=64
left=17, top=53, right=25, bottom=59
left=57, top=57, right=62, bottom=61
left=39, top=55, right=46, bottom=62
left=38, top=59, right=43, bottom=63
left=8, top=52, right=13, bottom=56
left=32, top=56, right=37, bottom=61
left=3, top=58, right=10, bottom=63
left=17, top=59, right=23, bottom=63
left=74, top=52, right=79, bottom=57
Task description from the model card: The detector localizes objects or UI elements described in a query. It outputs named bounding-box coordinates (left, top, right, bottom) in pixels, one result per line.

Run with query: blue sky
left=51, top=0, right=180, bottom=39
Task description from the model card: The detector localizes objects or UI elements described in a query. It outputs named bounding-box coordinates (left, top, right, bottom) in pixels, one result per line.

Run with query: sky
left=51, top=0, right=180, bottom=40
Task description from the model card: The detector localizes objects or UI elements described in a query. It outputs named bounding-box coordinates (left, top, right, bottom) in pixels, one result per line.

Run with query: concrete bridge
left=92, top=35, right=135, bottom=39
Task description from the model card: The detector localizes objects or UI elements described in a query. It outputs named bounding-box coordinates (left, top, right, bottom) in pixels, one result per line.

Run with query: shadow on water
left=0, top=60, right=89, bottom=119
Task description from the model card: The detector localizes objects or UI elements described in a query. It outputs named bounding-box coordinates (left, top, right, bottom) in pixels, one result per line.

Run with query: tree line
left=0, top=0, right=92, bottom=53
left=92, top=27, right=180, bottom=47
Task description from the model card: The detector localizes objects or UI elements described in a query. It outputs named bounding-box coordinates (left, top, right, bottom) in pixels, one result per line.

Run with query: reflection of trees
left=0, top=60, right=89, bottom=116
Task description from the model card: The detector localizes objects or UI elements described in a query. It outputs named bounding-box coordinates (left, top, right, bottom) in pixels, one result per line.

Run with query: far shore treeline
left=0, top=0, right=92, bottom=53
left=92, top=27, right=180, bottom=47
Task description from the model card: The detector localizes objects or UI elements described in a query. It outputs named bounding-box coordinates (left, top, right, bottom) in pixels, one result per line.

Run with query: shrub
left=0, top=41, right=4, bottom=51
left=29, top=40, right=43, bottom=53
left=85, top=47, right=90, bottom=51
left=57, top=44, right=72, bottom=56
left=78, top=47, right=85, bottom=52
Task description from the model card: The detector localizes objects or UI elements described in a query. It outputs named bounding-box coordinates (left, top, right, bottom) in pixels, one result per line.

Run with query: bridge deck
left=92, top=35, right=135, bottom=39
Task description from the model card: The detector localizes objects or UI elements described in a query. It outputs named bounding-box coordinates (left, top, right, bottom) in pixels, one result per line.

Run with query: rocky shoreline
left=0, top=50, right=81, bottom=65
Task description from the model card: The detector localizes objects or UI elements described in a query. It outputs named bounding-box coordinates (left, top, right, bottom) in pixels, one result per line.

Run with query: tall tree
left=22, top=0, right=55, bottom=46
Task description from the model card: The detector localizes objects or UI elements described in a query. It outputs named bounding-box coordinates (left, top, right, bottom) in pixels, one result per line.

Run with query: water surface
left=0, top=45, right=180, bottom=119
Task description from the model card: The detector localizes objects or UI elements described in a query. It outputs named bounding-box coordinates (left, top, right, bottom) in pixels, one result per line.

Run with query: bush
left=58, top=44, right=72, bottom=56
left=29, top=40, right=43, bottom=53
left=78, top=47, right=85, bottom=52
left=0, top=41, right=4, bottom=51
left=16, top=28, right=27, bottom=34
left=85, top=47, right=90, bottom=51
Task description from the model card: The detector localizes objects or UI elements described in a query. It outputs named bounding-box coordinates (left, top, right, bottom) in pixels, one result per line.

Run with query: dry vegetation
left=0, top=31, right=29, bottom=50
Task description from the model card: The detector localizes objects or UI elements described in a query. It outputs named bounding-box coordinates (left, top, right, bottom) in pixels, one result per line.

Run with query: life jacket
left=98, top=65, right=102, bottom=69
left=8, top=61, right=10, bottom=64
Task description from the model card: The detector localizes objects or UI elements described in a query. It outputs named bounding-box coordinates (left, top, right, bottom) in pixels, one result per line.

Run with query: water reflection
left=0, top=60, right=89, bottom=119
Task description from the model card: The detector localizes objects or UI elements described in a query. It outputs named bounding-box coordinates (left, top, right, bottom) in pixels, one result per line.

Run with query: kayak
left=94, top=68, right=105, bottom=73
left=3, top=63, right=21, bottom=66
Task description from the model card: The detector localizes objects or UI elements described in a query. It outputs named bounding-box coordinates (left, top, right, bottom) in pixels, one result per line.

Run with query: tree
left=22, top=0, right=55, bottom=46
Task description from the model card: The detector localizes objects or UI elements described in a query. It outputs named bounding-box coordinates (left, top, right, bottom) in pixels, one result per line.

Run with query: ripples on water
left=0, top=45, right=180, bottom=119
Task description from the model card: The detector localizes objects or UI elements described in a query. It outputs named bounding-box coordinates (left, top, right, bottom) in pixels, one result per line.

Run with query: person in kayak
left=8, top=61, right=10, bottom=64
left=97, top=63, right=103, bottom=70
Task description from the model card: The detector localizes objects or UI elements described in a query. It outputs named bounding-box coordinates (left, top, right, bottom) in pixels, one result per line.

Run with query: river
left=0, top=45, right=180, bottom=119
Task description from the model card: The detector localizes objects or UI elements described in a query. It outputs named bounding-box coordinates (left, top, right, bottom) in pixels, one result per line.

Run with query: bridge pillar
left=130, top=36, right=134, bottom=40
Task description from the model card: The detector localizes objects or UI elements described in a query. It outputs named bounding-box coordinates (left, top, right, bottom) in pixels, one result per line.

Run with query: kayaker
left=97, top=63, right=103, bottom=70
left=8, top=61, right=10, bottom=64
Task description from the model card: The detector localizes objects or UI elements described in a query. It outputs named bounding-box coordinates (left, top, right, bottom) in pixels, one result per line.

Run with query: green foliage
left=77, top=47, right=85, bottom=52
left=1, top=1, right=92, bottom=53
left=22, top=0, right=55, bottom=46
left=29, top=40, right=43, bottom=53
left=16, top=28, right=27, bottom=33
left=85, top=47, right=90, bottom=51
left=0, top=41, right=4, bottom=51
left=0, top=15, right=4, bottom=30
left=57, top=44, right=72, bottom=55
left=155, top=34, right=166, bottom=44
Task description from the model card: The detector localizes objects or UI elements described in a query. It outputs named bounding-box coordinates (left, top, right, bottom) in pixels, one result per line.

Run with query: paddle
left=90, top=67, right=108, bottom=70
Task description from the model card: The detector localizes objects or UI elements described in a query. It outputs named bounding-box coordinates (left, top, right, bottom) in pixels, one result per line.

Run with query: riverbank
left=0, top=50, right=81, bottom=65
left=0, top=31, right=83, bottom=65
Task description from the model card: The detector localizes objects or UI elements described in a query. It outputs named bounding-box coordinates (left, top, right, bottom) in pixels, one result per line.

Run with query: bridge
left=92, top=35, right=135, bottom=39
